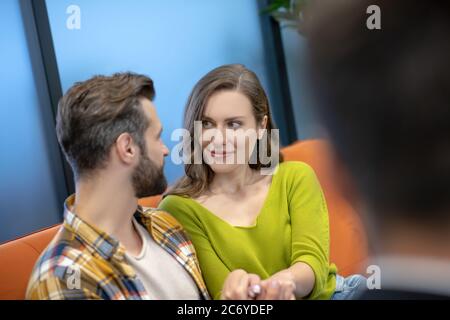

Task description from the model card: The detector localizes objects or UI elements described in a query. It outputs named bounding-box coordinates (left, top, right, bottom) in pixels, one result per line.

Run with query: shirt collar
left=63, top=194, right=146, bottom=263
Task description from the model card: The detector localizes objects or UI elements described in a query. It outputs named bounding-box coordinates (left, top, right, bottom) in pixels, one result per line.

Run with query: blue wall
left=0, top=0, right=305, bottom=242
left=46, top=0, right=274, bottom=184
left=0, top=0, right=63, bottom=243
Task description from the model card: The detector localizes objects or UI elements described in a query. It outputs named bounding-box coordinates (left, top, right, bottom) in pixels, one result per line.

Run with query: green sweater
left=159, top=161, right=337, bottom=300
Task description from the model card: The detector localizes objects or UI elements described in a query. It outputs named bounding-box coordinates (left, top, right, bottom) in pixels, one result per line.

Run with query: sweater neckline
left=185, top=166, right=280, bottom=229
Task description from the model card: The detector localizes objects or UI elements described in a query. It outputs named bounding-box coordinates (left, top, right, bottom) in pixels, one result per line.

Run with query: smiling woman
left=166, top=64, right=282, bottom=199
left=158, top=64, right=364, bottom=300
left=200, top=90, right=267, bottom=168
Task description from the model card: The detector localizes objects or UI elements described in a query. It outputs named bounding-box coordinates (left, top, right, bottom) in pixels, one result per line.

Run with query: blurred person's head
left=307, top=0, right=450, bottom=253
left=168, top=64, right=281, bottom=198
left=56, top=72, right=169, bottom=198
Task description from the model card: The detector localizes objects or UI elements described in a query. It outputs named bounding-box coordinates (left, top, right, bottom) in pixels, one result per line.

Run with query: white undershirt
left=125, top=218, right=200, bottom=300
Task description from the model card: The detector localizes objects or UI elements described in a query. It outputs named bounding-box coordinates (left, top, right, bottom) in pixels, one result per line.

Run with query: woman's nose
left=162, top=144, right=170, bottom=156
left=210, top=127, right=226, bottom=145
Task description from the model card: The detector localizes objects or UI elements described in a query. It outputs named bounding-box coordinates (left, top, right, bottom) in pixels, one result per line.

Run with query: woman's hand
left=258, top=262, right=315, bottom=300
left=221, top=265, right=309, bottom=300
left=258, top=271, right=297, bottom=300
left=221, top=269, right=261, bottom=300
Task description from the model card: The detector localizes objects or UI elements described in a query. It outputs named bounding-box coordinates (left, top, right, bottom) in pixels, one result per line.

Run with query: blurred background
left=0, top=0, right=319, bottom=243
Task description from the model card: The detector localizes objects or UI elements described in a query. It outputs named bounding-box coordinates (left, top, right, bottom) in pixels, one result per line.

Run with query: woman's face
left=200, top=90, right=267, bottom=174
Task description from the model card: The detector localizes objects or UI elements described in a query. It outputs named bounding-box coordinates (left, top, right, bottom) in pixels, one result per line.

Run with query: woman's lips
left=210, top=150, right=235, bottom=158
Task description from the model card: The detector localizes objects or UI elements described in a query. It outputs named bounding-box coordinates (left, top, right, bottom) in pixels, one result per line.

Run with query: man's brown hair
left=56, top=72, right=155, bottom=179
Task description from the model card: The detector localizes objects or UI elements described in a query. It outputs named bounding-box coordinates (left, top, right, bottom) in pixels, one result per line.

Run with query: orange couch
left=281, top=140, right=368, bottom=276
left=0, top=139, right=368, bottom=300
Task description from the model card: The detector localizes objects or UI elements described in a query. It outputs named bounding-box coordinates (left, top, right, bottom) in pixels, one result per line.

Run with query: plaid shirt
left=26, top=195, right=210, bottom=300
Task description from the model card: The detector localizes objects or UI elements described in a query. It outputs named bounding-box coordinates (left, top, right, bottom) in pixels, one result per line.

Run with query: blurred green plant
left=261, top=0, right=309, bottom=34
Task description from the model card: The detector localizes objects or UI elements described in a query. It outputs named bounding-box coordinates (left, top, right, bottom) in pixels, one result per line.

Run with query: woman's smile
left=209, top=149, right=235, bottom=158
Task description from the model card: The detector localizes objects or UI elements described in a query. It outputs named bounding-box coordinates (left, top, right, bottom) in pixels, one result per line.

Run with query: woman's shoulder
left=276, top=161, right=324, bottom=202
left=161, top=194, right=190, bottom=203
left=158, top=194, right=197, bottom=216
left=273, top=161, right=321, bottom=191
left=276, top=161, right=316, bottom=178
left=158, top=194, right=208, bottom=232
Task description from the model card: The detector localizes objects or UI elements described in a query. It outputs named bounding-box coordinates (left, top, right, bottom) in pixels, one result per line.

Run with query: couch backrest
left=0, top=225, right=61, bottom=300
left=281, top=140, right=368, bottom=276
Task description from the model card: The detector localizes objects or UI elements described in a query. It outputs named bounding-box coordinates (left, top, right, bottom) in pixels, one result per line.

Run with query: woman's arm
left=290, top=163, right=331, bottom=299
left=261, top=162, right=331, bottom=300
left=288, top=262, right=316, bottom=297
left=259, top=261, right=315, bottom=299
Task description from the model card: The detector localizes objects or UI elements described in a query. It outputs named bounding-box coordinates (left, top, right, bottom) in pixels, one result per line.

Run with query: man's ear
left=115, top=132, right=137, bottom=165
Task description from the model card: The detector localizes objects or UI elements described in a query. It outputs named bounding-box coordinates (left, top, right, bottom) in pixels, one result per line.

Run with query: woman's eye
left=202, top=121, right=213, bottom=129
left=228, top=121, right=242, bottom=129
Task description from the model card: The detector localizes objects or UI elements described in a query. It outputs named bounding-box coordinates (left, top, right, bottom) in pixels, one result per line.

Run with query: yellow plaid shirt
left=26, top=195, right=210, bottom=300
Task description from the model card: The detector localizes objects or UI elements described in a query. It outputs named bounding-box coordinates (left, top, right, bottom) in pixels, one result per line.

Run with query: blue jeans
left=330, top=274, right=366, bottom=300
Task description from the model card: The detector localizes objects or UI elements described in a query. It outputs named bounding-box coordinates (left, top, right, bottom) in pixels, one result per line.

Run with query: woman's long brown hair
left=166, top=64, right=282, bottom=199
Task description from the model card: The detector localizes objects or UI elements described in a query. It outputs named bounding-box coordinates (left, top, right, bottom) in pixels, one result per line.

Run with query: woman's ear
left=258, top=115, right=268, bottom=139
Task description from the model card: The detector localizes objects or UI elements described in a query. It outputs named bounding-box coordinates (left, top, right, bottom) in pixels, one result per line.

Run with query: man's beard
left=131, top=151, right=167, bottom=199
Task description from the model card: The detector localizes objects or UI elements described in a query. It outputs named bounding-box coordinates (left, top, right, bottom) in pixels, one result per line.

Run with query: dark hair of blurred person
left=307, top=0, right=450, bottom=299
